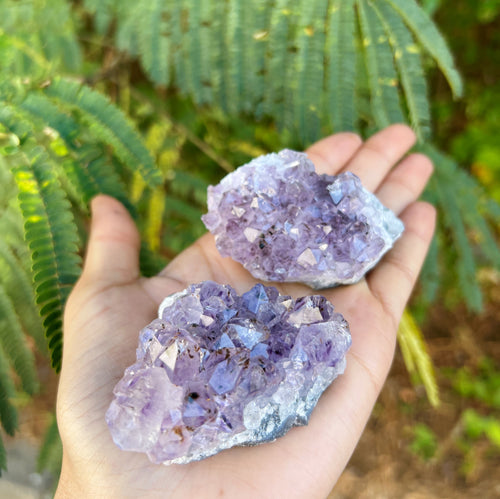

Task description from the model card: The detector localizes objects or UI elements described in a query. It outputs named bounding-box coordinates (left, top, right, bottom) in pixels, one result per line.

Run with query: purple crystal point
left=106, top=281, right=351, bottom=465
left=202, top=150, right=404, bottom=288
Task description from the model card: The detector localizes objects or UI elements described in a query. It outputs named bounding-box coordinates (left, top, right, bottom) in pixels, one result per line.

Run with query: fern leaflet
left=357, top=0, right=404, bottom=128
left=0, top=342, right=18, bottom=437
left=137, top=0, right=171, bottom=86
left=0, top=287, right=38, bottom=394
left=43, top=78, right=162, bottom=188
left=0, top=241, right=45, bottom=351
left=385, top=0, right=463, bottom=97
left=9, top=139, right=82, bottom=371
left=326, top=0, right=357, bottom=132
left=37, top=413, right=62, bottom=477
left=293, top=0, right=329, bottom=144
left=372, top=1, right=431, bottom=140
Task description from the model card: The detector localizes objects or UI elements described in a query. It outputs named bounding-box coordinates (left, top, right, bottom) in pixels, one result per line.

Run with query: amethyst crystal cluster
left=107, top=149, right=403, bottom=464
left=106, top=281, right=351, bottom=465
left=202, top=149, right=404, bottom=288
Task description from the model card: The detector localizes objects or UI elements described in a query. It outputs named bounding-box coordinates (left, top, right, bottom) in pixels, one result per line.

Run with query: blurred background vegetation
left=0, top=0, right=498, bottom=496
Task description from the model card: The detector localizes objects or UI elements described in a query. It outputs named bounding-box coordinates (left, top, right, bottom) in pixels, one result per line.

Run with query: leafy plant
left=443, top=360, right=500, bottom=479
left=409, top=423, right=438, bottom=460
left=451, top=358, right=500, bottom=410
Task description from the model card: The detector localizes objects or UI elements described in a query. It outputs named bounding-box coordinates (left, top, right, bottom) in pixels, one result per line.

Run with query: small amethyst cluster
left=106, top=281, right=350, bottom=464
left=202, top=149, right=404, bottom=288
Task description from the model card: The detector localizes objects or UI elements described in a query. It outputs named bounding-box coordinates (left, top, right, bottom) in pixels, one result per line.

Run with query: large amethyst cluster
left=202, top=149, right=404, bottom=288
left=106, top=281, right=351, bottom=465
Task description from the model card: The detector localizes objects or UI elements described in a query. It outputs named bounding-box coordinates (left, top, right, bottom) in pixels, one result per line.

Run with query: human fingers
left=375, top=153, right=434, bottom=214
left=80, top=195, right=141, bottom=287
left=341, top=124, right=417, bottom=191
left=306, top=132, right=362, bottom=175
left=367, top=201, right=437, bottom=323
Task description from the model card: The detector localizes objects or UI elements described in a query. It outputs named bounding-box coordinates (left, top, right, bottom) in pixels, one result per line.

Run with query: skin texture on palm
left=56, top=124, right=436, bottom=498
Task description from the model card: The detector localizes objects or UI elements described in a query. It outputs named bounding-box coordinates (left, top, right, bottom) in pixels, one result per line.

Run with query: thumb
left=81, top=195, right=141, bottom=286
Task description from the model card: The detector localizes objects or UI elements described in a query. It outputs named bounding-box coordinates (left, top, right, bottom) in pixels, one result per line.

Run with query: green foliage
left=449, top=84, right=500, bottom=204
left=462, top=409, right=500, bottom=447
left=371, top=2, right=431, bottom=140
left=420, top=145, right=500, bottom=311
left=0, top=0, right=81, bottom=78
left=43, top=79, right=162, bottom=188
left=409, top=423, right=438, bottom=461
left=385, top=0, right=463, bottom=98
left=91, top=0, right=461, bottom=142
left=439, top=358, right=500, bottom=477
left=0, top=343, right=18, bottom=475
left=38, top=414, right=63, bottom=478
left=0, top=73, right=167, bottom=372
left=451, top=358, right=500, bottom=409
left=326, top=0, right=357, bottom=132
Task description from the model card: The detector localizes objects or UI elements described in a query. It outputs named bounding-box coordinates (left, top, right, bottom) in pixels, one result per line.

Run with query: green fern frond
left=422, top=144, right=500, bottom=311
left=451, top=171, right=500, bottom=269
left=114, top=0, right=141, bottom=57
left=0, top=0, right=81, bottom=75
left=243, top=0, right=271, bottom=116
left=183, top=0, right=207, bottom=105
left=433, top=175, right=482, bottom=311
left=0, top=288, right=38, bottom=394
left=0, top=342, right=18, bottom=436
left=385, top=0, right=463, bottom=98
left=418, top=226, right=441, bottom=308
left=225, top=0, right=246, bottom=114
left=37, top=414, right=62, bottom=477
left=0, top=205, right=26, bottom=250
left=357, top=0, right=404, bottom=128
left=88, top=0, right=462, bottom=145
left=64, top=153, right=133, bottom=212
left=20, top=93, right=80, bottom=146
left=83, top=0, right=115, bottom=35
left=17, top=90, right=135, bottom=211
left=43, top=78, right=162, bottom=188
left=398, top=309, right=439, bottom=407
left=206, top=0, right=227, bottom=110
left=292, top=0, right=329, bottom=144
left=0, top=29, right=51, bottom=75
left=169, top=3, right=188, bottom=94
left=264, top=0, right=293, bottom=123
left=0, top=242, right=45, bottom=351
left=326, top=0, right=357, bottom=132
left=136, top=0, right=171, bottom=86
left=10, top=142, right=82, bottom=371
left=372, top=1, right=431, bottom=140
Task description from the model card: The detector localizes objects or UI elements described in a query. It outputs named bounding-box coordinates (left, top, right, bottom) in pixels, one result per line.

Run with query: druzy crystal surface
left=202, top=150, right=404, bottom=288
left=106, top=281, right=351, bottom=465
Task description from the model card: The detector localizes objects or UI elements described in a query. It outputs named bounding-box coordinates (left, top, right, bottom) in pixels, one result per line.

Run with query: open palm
left=56, top=125, right=435, bottom=498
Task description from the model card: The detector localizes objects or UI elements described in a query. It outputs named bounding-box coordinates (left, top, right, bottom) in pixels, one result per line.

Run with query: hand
left=56, top=124, right=435, bottom=498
